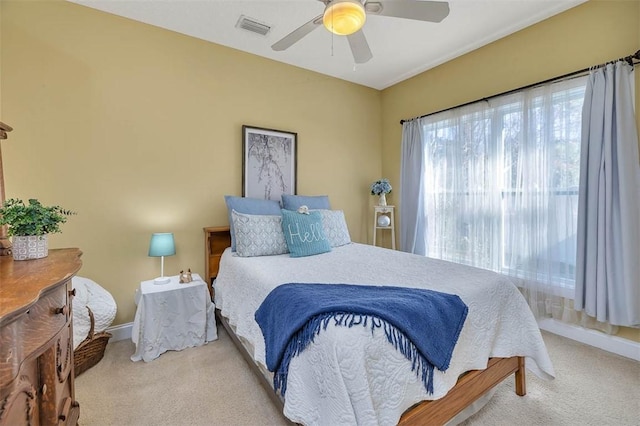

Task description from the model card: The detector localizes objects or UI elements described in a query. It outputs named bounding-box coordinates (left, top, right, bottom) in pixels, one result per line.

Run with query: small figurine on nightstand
left=179, top=269, right=193, bottom=283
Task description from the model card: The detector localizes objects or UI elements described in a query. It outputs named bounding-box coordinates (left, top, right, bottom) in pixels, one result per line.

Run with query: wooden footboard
left=398, top=356, right=525, bottom=425
left=216, top=309, right=526, bottom=426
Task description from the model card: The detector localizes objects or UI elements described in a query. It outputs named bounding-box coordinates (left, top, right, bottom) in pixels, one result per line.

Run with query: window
left=422, top=76, right=586, bottom=297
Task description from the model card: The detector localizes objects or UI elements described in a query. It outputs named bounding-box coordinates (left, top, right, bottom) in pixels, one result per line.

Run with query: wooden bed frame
left=216, top=309, right=526, bottom=426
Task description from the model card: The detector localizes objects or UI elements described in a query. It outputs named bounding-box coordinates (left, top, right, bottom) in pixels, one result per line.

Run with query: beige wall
left=1, top=0, right=381, bottom=325
left=380, top=0, right=640, bottom=341
left=381, top=0, right=640, bottom=191
left=1, top=0, right=638, bottom=341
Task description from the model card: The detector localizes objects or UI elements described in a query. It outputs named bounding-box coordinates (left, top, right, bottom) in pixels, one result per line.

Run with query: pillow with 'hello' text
left=280, top=209, right=331, bottom=258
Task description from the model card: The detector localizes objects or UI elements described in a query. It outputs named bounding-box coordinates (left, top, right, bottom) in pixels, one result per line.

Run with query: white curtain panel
left=502, top=79, right=587, bottom=317
left=421, top=101, right=502, bottom=270
left=575, top=62, right=640, bottom=327
left=399, top=120, right=428, bottom=255
left=416, top=76, right=587, bottom=318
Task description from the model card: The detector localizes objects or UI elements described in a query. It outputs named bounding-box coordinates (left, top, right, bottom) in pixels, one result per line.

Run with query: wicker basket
left=74, top=306, right=112, bottom=377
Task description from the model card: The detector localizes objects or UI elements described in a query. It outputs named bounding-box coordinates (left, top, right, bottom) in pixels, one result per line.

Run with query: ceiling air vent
left=236, top=15, right=271, bottom=36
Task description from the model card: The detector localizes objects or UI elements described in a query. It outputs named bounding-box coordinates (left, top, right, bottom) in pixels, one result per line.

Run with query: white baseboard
left=107, top=318, right=639, bottom=361
left=538, top=318, right=640, bottom=361
left=106, top=322, right=132, bottom=342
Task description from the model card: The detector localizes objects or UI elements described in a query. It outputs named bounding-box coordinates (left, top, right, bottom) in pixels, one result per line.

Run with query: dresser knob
left=58, top=397, right=72, bottom=421
left=69, top=288, right=76, bottom=298
left=54, top=305, right=68, bottom=316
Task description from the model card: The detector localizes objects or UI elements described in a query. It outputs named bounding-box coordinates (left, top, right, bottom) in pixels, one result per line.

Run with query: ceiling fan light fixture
left=323, top=0, right=366, bottom=36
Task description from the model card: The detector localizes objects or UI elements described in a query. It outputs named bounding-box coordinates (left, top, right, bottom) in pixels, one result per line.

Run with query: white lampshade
left=323, top=0, right=366, bottom=36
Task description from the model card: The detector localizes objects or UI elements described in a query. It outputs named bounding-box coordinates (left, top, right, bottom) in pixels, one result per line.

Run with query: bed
left=214, top=236, right=555, bottom=425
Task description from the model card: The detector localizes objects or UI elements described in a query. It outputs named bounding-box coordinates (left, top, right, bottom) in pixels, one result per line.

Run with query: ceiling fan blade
left=365, top=0, right=450, bottom=23
left=271, top=14, right=323, bottom=51
left=347, top=30, right=373, bottom=64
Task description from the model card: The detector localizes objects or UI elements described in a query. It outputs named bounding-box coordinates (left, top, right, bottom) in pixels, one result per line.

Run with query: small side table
left=131, top=273, right=217, bottom=362
left=373, top=205, right=396, bottom=249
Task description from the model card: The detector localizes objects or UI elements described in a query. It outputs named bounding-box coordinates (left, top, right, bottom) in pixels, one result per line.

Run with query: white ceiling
left=67, top=0, right=587, bottom=90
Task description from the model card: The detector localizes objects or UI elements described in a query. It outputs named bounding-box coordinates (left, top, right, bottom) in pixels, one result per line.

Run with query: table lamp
left=148, top=233, right=175, bottom=285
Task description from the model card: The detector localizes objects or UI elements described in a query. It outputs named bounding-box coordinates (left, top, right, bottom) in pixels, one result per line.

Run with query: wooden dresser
left=0, top=248, right=82, bottom=425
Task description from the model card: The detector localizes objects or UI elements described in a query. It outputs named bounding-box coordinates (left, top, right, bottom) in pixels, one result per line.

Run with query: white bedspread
left=214, top=243, right=554, bottom=426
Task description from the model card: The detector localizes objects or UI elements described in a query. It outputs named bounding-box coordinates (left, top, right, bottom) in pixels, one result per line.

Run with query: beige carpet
left=76, top=328, right=640, bottom=426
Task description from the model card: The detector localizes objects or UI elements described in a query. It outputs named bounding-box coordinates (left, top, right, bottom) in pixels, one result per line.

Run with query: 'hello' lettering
left=287, top=222, right=326, bottom=243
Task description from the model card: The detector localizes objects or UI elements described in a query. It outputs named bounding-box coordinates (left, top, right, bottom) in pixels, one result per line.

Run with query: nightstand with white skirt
left=131, top=273, right=217, bottom=362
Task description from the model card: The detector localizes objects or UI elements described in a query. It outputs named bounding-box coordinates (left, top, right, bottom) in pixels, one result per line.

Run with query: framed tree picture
left=242, top=125, right=297, bottom=201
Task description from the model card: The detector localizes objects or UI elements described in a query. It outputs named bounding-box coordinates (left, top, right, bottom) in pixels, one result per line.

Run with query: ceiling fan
left=271, top=0, right=450, bottom=64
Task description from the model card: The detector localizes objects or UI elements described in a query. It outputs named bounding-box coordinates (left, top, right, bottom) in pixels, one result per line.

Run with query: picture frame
left=242, top=125, right=297, bottom=201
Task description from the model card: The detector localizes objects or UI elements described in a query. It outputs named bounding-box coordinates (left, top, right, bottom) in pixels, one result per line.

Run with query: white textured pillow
left=315, top=209, right=352, bottom=247
left=231, top=210, right=289, bottom=257
left=71, top=276, right=117, bottom=349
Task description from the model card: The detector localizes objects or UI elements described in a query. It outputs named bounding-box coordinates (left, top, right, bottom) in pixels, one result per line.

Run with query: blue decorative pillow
left=224, top=196, right=282, bottom=251
left=231, top=210, right=288, bottom=257
left=281, top=209, right=331, bottom=257
left=281, top=194, right=331, bottom=211
left=314, top=209, right=351, bottom=247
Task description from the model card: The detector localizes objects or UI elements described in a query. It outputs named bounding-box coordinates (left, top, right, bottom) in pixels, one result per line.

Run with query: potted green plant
left=0, top=198, right=76, bottom=260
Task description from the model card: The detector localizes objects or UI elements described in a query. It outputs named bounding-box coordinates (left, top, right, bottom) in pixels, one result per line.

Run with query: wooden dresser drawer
left=0, top=284, right=68, bottom=379
left=0, top=248, right=82, bottom=426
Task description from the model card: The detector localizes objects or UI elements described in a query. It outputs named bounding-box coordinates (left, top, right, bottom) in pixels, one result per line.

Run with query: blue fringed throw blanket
left=255, top=283, right=468, bottom=396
